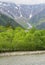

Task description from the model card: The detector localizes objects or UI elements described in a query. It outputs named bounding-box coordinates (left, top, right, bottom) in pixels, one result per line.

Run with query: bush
left=0, top=26, right=45, bottom=52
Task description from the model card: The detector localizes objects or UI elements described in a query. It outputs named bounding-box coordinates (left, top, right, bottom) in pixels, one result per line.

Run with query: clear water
left=0, top=54, right=45, bottom=65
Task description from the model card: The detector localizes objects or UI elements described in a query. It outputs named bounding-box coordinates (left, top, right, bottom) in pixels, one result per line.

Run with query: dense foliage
left=0, top=26, right=45, bottom=52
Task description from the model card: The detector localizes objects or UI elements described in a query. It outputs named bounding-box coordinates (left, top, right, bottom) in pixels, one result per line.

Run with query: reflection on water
left=0, top=54, right=45, bottom=65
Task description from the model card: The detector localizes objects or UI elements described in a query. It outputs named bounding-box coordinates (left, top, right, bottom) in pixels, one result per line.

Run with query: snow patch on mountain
left=29, top=14, right=32, bottom=18
left=27, top=22, right=32, bottom=29
left=15, top=7, right=18, bottom=9
left=3, top=4, right=6, bottom=6
left=0, top=2, right=2, bottom=5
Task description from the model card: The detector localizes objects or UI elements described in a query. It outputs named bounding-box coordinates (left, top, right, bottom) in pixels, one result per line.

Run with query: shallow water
left=0, top=54, right=45, bottom=65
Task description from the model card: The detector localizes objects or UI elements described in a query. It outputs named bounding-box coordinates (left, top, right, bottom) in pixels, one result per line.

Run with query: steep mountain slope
left=0, top=12, right=24, bottom=28
left=0, top=1, right=45, bottom=19
left=0, top=1, right=33, bottom=29
left=36, top=18, right=45, bottom=29
left=0, top=1, right=45, bottom=29
left=15, top=17, right=32, bottom=29
left=29, top=8, right=45, bottom=29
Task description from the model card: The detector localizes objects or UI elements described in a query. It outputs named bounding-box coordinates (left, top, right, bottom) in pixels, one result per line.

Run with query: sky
left=0, top=0, right=45, bottom=4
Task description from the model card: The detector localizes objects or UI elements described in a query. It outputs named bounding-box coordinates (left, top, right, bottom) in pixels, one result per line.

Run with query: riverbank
left=0, top=51, right=45, bottom=57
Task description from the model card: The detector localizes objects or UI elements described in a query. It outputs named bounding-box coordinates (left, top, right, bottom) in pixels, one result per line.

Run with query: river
left=0, top=54, right=45, bottom=65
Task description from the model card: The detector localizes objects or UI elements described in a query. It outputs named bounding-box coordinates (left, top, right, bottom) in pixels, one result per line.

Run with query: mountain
left=0, top=1, right=32, bottom=29
left=0, top=1, right=45, bottom=19
left=29, top=6, right=45, bottom=29
left=0, top=1, right=45, bottom=29
left=0, top=12, right=24, bottom=28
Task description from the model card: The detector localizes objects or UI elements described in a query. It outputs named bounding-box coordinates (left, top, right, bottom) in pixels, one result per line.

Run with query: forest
left=0, top=26, right=45, bottom=52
